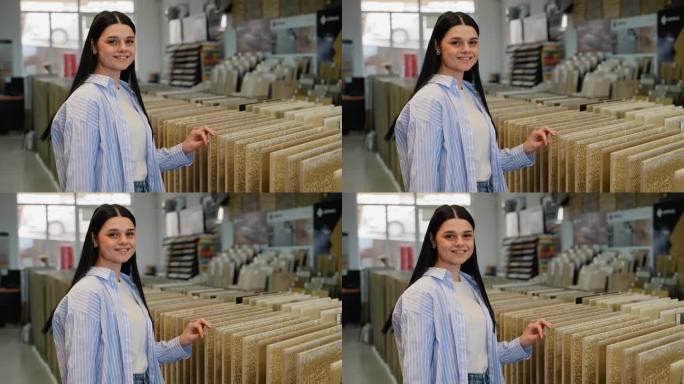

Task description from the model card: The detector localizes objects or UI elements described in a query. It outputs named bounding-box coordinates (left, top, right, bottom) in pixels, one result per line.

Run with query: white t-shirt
left=454, top=280, right=488, bottom=374
left=460, top=89, right=492, bottom=182
left=117, top=87, right=148, bottom=182
left=117, top=279, right=149, bottom=374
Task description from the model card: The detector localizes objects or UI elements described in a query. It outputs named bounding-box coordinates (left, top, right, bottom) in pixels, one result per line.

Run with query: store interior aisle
left=0, top=134, right=57, bottom=192
left=0, top=325, right=56, bottom=383
left=343, top=325, right=396, bottom=384
left=343, top=132, right=400, bottom=192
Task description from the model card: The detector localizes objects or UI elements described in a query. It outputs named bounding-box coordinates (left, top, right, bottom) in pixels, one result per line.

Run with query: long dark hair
left=382, top=204, right=496, bottom=333
left=41, top=11, right=150, bottom=141
left=385, top=12, right=493, bottom=140
left=42, top=204, right=151, bottom=333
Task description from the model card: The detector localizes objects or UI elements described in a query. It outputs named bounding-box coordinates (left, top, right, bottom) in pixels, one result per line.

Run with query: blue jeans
left=468, top=372, right=490, bottom=384
left=477, top=179, right=493, bottom=192
left=134, top=180, right=149, bottom=192
left=133, top=372, right=149, bottom=384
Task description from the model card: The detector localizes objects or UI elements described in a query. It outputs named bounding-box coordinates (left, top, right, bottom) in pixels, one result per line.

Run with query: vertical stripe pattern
left=52, top=267, right=191, bottom=383
left=392, top=267, right=532, bottom=384
left=394, top=74, right=535, bottom=192
left=50, top=74, right=193, bottom=192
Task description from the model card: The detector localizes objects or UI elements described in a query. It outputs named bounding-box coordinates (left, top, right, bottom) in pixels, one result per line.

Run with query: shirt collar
left=86, top=266, right=134, bottom=286
left=423, top=267, right=477, bottom=285
left=85, top=73, right=132, bottom=93
left=428, top=74, right=476, bottom=93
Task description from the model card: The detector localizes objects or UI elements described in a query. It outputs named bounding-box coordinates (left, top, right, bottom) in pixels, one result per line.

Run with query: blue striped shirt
left=52, top=267, right=191, bottom=383
left=394, top=75, right=535, bottom=192
left=50, top=74, right=193, bottom=192
left=392, top=267, right=531, bottom=384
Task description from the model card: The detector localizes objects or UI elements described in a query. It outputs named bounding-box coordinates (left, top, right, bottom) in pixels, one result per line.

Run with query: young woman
left=387, top=12, right=557, bottom=192
left=43, top=204, right=212, bottom=384
left=385, top=205, right=552, bottom=384
left=42, top=11, right=215, bottom=192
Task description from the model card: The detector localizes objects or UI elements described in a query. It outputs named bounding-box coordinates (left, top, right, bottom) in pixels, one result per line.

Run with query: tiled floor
left=0, top=133, right=58, bottom=192
left=343, top=325, right=396, bottom=383
left=343, top=132, right=400, bottom=192
left=0, top=325, right=57, bottom=383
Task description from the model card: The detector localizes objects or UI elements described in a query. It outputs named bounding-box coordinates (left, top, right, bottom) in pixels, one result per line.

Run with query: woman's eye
left=108, top=234, right=117, bottom=238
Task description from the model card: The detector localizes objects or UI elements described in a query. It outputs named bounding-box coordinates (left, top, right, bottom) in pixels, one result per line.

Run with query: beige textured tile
left=295, top=340, right=342, bottom=384
left=636, top=339, right=684, bottom=383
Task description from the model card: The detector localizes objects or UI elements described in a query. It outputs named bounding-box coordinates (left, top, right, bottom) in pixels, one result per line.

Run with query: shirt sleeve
left=155, top=143, right=193, bottom=172
left=155, top=335, right=192, bottom=364
left=496, top=337, right=532, bottom=364
left=497, top=143, right=535, bottom=172
left=52, top=101, right=100, bottom=191
left=56, top=311, right=101, bottom=383
left=394, top=310, right=435, bottom=384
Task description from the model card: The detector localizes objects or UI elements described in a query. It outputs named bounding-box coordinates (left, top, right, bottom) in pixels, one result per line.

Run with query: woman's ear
left=91, top=40, right=97, bottom=55
left=92, top=233, right=98, bottom=248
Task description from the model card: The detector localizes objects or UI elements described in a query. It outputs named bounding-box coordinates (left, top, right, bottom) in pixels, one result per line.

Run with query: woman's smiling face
left=94, top=23, right=136, bottom=73
left=433, top=217, right=475, bottom=267
left=94, top=216, right=136, bottom=264
left=437, top=24, right=479, bottom=75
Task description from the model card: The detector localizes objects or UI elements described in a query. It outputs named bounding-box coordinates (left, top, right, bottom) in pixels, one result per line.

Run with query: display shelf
left=507, top=42, right=560, bottom=87
left=163, top=234, right=215, bottom=280
left=502, top=234, right=557, bottom=280
left=163, top=43, right=221, bottom=87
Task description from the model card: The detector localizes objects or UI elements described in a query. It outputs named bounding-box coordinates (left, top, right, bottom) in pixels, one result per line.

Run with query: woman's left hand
left=522, top=126, right=558, bottom=154
left=519, top=318, right=553, bottom=348
left=181, top=125, right=216, bottom=154
left=179, top=318, right=213, bottom=347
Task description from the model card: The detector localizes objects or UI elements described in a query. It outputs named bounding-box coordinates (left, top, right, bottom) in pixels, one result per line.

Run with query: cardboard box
left=300, top=0, right=327, bottom=14
left=261, top=0, right=280, bottom=19
left=622, top=0, right=640, bottom=17
left=586, top=0, right=603, bottom=20
left=281, top=0, right=299, bottom=16
left=245, top=0, right=261, bottom=20
left=232, top=0, right=246, bottom=25
left=603, top=0, right=621, bottom=19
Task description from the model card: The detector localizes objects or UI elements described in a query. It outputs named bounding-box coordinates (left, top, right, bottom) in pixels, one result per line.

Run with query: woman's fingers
left=192, top=322, right=204, bottom=338
left=189, top=126, right=215, bottom=147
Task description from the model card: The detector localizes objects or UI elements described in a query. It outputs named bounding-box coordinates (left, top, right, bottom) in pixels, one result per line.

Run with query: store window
left=361, top=0, right=475, bottom=75
left=20, top=0, right=134, bottom=75
left=357, top=193, right=471, bottom=270
left=17, top=193, right=131, bottom=269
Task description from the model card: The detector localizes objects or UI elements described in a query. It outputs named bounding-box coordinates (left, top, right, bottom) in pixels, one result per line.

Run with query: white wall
left=474, top=0, right=504, bottom=83
left=131, top=193, right=163, bottom=273
left=134, top=0, right=163, bottom=82
left=470, top=193, right=500, bottom=275
left=0, top=0, right=23, bottom=76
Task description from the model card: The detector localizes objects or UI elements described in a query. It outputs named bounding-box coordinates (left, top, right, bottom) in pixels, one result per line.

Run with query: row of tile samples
left=143, top=95, right=342, bottom=192
left=368, top=267, right=684, bottom=384
left=487, top=96, right=684, bottom=192
left=144, top=288, right=341, bottom=384
left=207, top=248, right=309, bottom=291
left=490, top=287, right=684, bottom=384
left=28, top=269, right=342, bottom=384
